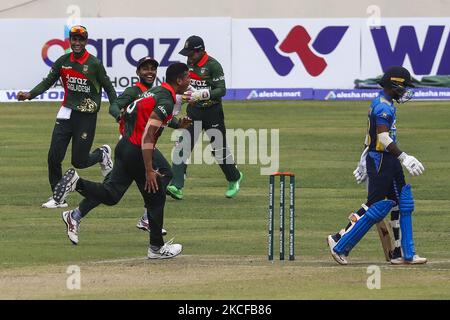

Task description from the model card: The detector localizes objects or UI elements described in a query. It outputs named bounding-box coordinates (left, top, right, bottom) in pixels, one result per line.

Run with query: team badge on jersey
left=381, top=112, right=388, bottom=119
left=200, top=67, right=206, bottom=74
left=83, top=65, right=89, bottom=73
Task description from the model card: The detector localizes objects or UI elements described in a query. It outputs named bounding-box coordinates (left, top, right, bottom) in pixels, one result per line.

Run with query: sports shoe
left=136, top=216, right=167, bottom=235
left=327, top=235, right=348, bottom=265
left=41, top=196, right=68, bottom=208
left=391, top=254, right=427, bottom=265
left=148, top=238, right=182, bottom=259
left=408, top=255, right=428, bottom=264
left=53, top=168, right=79, bottom=203
left=99, top=145, right=113, bottom=177
left=166, top=185, right=183, bottom=200
left=390, top=257, right=404, bottom=265
left=225, top=171, right=243, bottom=198
left=62, top=210, right=80, bottom=245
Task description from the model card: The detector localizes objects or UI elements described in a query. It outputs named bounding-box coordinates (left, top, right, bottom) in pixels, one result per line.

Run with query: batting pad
left=334, top=200, right=395, bottom=255
left=399, top=184, right=416, bottom=261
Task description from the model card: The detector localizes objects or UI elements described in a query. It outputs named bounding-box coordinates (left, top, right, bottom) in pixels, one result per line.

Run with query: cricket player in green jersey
left=79, top=56, right=178, bottom=235
left=109, top=56, right=159, bottom=125
left=17, top=25, right=117, bottom=209
left=52, top=63, right=191, bottom=259
left=167, top=35, right=243, bottom=200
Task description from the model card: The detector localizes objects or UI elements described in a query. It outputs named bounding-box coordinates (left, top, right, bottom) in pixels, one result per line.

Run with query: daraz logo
left=250, top=26, right=348, bottom=77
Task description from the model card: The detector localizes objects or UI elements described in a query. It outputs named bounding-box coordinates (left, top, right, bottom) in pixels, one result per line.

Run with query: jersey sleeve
left=152, top=98, right=174, bottom=123
left=29, top=55, right=65, bottom=99
left=167, top=116, right=179, bottom=129
left=374, top=103, right=394, bottom=127
left=97, top=63, right=117, bottom=104
left=209, top=61, right=226, bottom=99
left=109, top=87, right=138, bottom=121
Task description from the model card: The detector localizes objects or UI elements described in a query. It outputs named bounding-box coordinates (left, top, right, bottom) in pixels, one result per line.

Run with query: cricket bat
left=376, top=219, right=395, bottom=261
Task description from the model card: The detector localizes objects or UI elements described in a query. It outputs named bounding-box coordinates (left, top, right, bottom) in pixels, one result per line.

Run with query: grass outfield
left=0, top=100, right=449, bottom=299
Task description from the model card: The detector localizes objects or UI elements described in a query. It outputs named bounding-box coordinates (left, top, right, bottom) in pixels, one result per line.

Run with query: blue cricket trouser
left=364, top=151, right=406, bottom=209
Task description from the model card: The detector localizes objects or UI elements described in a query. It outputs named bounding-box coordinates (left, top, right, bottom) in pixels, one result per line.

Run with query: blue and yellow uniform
left=330, top=66, right=426, bottom=264
left=368, top=91, right=397, bottom=152
left=364, top=91, right=405, bottom=210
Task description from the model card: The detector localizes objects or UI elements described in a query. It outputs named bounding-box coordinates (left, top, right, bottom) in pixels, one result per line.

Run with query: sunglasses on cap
left=69, top=25, right=88, bottom=38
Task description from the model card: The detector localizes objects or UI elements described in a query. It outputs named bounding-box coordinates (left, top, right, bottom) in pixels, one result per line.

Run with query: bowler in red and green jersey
left=53, top=63, right=191, bottom=259
left=17, top=25, right=117, bottom=209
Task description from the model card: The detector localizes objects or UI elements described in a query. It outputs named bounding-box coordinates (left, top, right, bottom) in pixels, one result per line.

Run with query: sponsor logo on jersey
left=66, top=75, right=90, bottom=93
left=158, top=105, right=167, bottom=117
left=142, top=91, right=155, bottom=98
left=67, top=76, right=88, bottom=85
left=212, top=76, right=225, bottom=82
left=190, top=79, right=207, bottom=87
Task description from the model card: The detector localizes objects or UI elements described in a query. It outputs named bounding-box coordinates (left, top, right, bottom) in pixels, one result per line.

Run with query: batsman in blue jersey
left=327, top=66, right=427, bottom=265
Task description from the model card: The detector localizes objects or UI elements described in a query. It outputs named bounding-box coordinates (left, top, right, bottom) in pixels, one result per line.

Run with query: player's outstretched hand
left=17, top=91, right=31, bottom=101
left=398, top=152, right=425, bottom=176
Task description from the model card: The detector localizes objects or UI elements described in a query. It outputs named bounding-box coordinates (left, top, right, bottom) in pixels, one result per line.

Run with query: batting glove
left=398, top=152, right=425, bottom=176
left=353, top=147, right=368, bottom=184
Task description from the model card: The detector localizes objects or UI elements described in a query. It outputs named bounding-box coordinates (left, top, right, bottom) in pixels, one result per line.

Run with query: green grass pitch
left=0, top=100, right=449, bottom=299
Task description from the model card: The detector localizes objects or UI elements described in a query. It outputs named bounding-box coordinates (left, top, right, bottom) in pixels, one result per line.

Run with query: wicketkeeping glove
left=183, top=89, right=210, bottom=102
left=353, top=147, right=369, bottom=184
left=398, top=152, right=425, bottom=176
